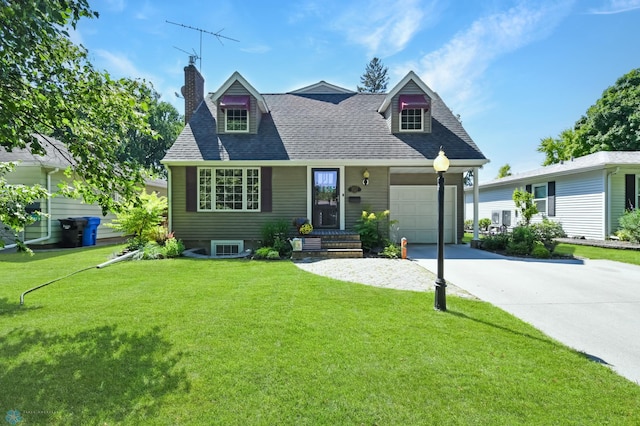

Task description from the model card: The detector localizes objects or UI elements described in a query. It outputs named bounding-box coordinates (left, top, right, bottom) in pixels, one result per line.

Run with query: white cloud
left=333, top=0, right=435, bottom=56
left=104, top=0, right=125, bottom=13
left=588, top=0, right=640, bottom=14
left=397, top=1, right=573, bottom=116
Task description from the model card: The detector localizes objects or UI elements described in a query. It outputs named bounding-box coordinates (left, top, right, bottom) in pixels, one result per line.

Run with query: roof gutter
left=1, top=168, right=58, bottom=250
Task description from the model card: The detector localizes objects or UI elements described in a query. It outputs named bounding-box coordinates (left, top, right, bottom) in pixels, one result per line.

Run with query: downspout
left=167, top=167, right=173, bottom=232
left=1, top=167, right=58, bottom=250
left=473, top=167, right=480, bottom=242
left=606, top=167, right=619, bottom=238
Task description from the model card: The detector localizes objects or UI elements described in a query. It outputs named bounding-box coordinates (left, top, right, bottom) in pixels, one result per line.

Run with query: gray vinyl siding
left=390, top=172, right=465, bottom=242
left=5, top=166, right=121, bottom=246
left=216, top=81, right=261, bottom=134
left=170, top=165, right=306, bottom=249
left=474, top=186, right=517, bottom=225
left=553, top=170, right=605, bottom=239
left=390, top=80, right=432, bottom=134
left=344, top=167, right=389, bottom=229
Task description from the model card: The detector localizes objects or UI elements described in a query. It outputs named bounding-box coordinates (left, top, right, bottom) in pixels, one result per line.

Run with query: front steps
left=290, top=230, right=363, bottom=259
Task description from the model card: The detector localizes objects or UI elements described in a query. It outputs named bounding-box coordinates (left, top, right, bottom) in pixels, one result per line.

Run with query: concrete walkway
left=409, top=244, right=640, bottom=385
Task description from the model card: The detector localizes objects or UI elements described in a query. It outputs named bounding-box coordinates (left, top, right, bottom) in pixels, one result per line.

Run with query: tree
left=538, top=68, right=640, bottom=165
left=512, top=188, right=538, bottom=226
left=497, top=164, right=512, bottom=178
left=357, top=57, right=389, bottom=93
left=1, top=1, right=154, bottom=249
left=117, top=93, right=183, bottom=176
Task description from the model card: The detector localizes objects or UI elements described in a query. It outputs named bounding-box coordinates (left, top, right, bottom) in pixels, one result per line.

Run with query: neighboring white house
left=464, top=151, right=640, bottom=240
left=1, top=135, right=167, bottom=248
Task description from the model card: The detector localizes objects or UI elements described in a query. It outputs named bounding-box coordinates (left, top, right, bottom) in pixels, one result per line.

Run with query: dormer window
left=398, top=94, right=430, bottom=132
left=221, top=95, right=250, bottom=133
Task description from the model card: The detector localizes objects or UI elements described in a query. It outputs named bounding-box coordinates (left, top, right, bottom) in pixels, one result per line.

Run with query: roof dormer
left=378, top=71, right=436, bottom=134
left=211, top=72, right=268, bottom=134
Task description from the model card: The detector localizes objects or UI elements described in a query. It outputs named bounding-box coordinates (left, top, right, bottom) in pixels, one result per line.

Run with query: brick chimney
left=181, top=64, right=204, bottom=124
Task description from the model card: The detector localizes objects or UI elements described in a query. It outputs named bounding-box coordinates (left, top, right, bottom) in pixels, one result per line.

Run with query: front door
left=312, top=168, right=339, bottom=229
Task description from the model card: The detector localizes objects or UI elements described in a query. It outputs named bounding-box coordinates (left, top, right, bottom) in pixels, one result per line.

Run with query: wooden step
left=291, top=248, right=363, bottom=260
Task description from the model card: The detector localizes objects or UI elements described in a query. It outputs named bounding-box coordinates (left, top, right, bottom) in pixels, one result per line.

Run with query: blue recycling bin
left=82, top=216, right=101, bottom=246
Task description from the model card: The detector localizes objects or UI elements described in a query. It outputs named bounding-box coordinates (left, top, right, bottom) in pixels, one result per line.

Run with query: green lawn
left=1, top=246, right=639, bottom=425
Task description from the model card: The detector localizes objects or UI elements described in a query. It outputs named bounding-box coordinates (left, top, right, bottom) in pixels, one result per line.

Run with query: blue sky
left=73, top=0, right=640, bottom=182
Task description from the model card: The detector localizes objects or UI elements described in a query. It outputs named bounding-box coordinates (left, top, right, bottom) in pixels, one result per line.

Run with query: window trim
left=399, top=108, right=424, bottom=132
left=197, top=167, right=260, bottom=212
left=533, top=183, right=547, bottom=215
left=225, top=108, right=249, bottom=133
left=211, top=240, right=244, bottom=257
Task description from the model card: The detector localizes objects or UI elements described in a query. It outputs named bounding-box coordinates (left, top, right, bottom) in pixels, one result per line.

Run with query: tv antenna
left=173, top=46, right=199, bottom=66
left=166, top=20, right=239, bottom=70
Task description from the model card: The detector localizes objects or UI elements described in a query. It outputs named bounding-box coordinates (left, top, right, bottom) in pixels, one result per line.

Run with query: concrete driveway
left=409, top=244, right=640, bottom=385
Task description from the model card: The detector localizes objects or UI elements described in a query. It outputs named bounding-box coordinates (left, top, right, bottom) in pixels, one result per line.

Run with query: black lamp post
left=433, top=148, right=450, bottom=311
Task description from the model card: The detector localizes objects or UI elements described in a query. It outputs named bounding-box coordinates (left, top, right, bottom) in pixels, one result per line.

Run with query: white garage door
left=390, top=185, right=456, bottom=244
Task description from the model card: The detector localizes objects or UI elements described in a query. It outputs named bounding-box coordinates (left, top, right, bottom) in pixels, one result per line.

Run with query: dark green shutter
left=525, top=184, right=532, bottom=193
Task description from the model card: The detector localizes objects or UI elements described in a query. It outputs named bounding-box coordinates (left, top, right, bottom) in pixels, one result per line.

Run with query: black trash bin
left=58, top=217, right=88, bottom=248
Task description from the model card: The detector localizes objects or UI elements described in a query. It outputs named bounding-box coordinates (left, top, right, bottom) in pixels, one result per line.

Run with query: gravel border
left=293, top=257, right=476, bottom=298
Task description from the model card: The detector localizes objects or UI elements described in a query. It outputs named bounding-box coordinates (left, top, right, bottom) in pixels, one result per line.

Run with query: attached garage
left=390, top=185, right=457, bottom=243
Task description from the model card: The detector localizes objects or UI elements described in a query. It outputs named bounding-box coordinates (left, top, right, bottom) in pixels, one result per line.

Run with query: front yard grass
left=1, top=246, right=639, bottom=424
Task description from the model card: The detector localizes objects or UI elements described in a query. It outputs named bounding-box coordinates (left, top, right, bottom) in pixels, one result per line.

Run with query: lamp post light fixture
left=433, top=148, right=450, bottom=311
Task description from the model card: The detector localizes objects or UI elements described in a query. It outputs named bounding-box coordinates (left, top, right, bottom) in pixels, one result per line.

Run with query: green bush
left=513, top=188, right=538, bottom=226
left=507, top=226, right=535, bottom=255
left=107, top=190, right=167, bottom=241
left=531, top=242, right=551, bottom=259
left=464, top=219, right=473, bottom=230
left=163, top=237, right=185, bottom=258
left=531, top=218, right=566, bottom=252
left=266, top=250, right=281, bottom=260
left=479, top=218, right=492, bottom=231
left=261, top=219, right=290, bottom=247
left=619, top=209, right=640, bottom=243
left=615, top=229, right=633, bottom=241
left=354, top=210, right=397, bottom=251
left=254, top=246, right=274, bottom=259
left=481, top=233, right=510, bottom=251
left=381, top=243, right=401, bottom=259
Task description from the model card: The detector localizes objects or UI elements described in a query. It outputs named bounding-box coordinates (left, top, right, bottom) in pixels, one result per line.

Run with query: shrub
left=354, top=210, right=397, bottom=251
left=266, top=250, right=281, bottom=260
left=513, top=188, right=538, bottom=226
left=261, top=219, right=292, bottom=257
left=464, top=219, right=473, bottom=230
left=254, top=246, right=273, bottom=259
left=531, top=218, right=566, bottom=252
left=107, top=190, right=167, bottom=241
left=163, top=237, right=184, bottom=258
left=615, top=228, right=633, bottom=241
left=261, top=219, right=290, bottom=247
left=479, top=218, right=492, bottom=231
left=507, top=226, right=535, bottom=255
left=134, top=242, right=164, bottom=260
left=481, top=233, right=510, bottom=251
left=619, top=209, right=640, bottom=243
left=381, top=243, right=401, bottom=259
left=532, top=242, right=551, bottom=259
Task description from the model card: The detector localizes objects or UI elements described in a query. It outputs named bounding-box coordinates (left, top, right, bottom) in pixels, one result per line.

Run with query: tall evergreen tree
left=357, top=58, right=389, bottom=93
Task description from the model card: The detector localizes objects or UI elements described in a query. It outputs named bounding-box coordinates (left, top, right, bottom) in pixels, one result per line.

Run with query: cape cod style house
left=162, top=65, right=488, bottom=256
left=464, top=151, right=640, bottom=240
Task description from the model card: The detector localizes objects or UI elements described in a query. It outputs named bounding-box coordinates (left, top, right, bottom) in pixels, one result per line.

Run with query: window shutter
left=525, top=184, right=532, bottom=193
left=625, top=174, right=636, bottom=210
left=261, top=167, right=272, bottom=212
left=547, top=181, right=556, bottom=217
left=186, top=167, right=197, bottom=212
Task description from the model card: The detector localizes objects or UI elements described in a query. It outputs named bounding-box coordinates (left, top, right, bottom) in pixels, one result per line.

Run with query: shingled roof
left=164, top=76, right=487, bottom=164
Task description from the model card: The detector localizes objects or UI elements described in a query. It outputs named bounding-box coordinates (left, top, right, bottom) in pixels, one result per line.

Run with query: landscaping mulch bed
left=555, top=238, right=640, bottom=250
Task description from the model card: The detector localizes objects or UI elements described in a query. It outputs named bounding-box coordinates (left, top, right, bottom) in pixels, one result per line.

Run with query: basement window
left=211, top=240, right=244, bottom=257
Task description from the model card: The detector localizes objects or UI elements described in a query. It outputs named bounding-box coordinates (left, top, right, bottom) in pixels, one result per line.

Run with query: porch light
left=433, top=149, right=450, bottom=172
left=362, top=169, right=370, bottom=186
